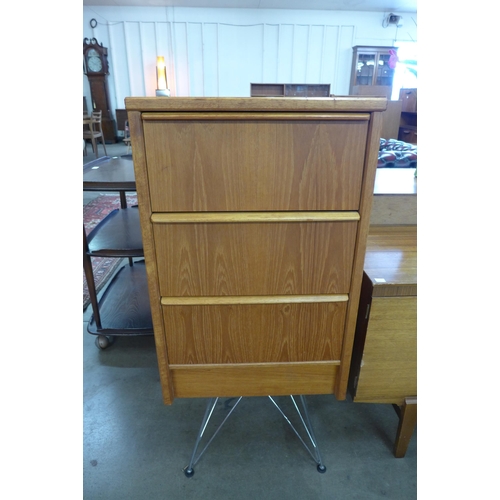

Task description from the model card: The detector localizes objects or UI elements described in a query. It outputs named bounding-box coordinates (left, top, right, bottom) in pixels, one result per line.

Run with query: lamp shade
left=155, top=56, right=170, bottom=96
left=156, top=56, right=168, bottom=90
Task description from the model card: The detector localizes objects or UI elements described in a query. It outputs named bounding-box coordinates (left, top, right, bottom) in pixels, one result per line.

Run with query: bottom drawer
left=170, top=362, right=340, bottom=398
left=162, top=300, right=347, bottom=365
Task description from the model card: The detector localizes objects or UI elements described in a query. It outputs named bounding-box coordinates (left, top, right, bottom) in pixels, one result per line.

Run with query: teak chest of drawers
left=125, top=97, right=386, bottom=405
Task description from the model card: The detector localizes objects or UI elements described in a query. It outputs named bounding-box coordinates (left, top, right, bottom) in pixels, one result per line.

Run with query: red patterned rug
left=83, top=193, right=138, bottom=310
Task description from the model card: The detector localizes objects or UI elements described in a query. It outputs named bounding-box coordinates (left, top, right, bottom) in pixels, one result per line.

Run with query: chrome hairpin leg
left=268, top=395, right=326, bottom=473
left=183, top=397, right=243, bottom=477
left=183, top=395, right=325, bottom=477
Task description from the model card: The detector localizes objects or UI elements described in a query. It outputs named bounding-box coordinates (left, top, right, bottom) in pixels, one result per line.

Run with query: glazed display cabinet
left=349, top=46, right=398, bottom=96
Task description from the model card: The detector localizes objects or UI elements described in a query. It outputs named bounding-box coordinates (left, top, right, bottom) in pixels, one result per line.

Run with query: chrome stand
left=183, top=395, right=326, bottom=477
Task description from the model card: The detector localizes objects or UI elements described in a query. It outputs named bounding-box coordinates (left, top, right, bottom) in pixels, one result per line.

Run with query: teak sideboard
left=125, top=96, right=386, bottom=405
left=349, top=224, right=417, bottom=457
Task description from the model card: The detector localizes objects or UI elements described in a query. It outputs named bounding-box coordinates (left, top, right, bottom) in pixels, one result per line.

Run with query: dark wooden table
left=83, top=155, right=136, bottom=208
left=83, top=155, right=153, bottom=348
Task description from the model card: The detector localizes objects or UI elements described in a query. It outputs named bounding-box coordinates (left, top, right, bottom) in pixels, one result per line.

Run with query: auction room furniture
left=125, top=96, right=386, bottom=405
left=250, top=83, right=331, bottom=97
left=83, top=155, right=153, bottom=349
left=83, top=154, right=136, bottom=208
left=83, top=110, right=107, bottom=157
left=398, top=88, right=417, bottom=144
left=349, top=46, right=398, bottom=97
left=379, top=100, right=403, bottom=141
left=123, top=120, right=131, bottom=154
left=115, top=108, right=129, bottom=137
left=83, top=113, right=91, bottom=156
left=349, top=84, right=402, bottom=141
left=348, top=225, right=417, bottom=457
left=83, top=38, right=117, bottom=142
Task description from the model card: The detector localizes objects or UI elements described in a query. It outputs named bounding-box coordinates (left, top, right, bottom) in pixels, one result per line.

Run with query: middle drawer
left=153, top=217, right=358, bottom=296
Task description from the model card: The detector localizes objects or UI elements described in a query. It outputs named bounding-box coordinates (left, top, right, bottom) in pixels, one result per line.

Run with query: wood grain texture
left=364, top=225, right=417, bottom=297
left=126, top=97, right=385, bottom=403
left=354, top=296, right=417, bottom=404
left=143, top=119, right=368, bottom=211
left=125, top=96, right=388, bottom=112
left=394, top=397, right=417, bottom=457
left=151, top=211, right=360, bottom=223
left=163, top=301, right=346, bottom=365
left=153, top=221, right=358, bottom=296
left=349, top=225, right=417, bottom=454
left=143, top=112, right=369, bottom=121
left=161, top=295, right=348, bottom=305
left=335, top=110, right=384, bottom=397
left=380, top=100, right=403, bottom=140
left=129, top=110, right=174, bottom=404
left=349, top=226, right=417, bottom=404
left=170, top=362, right=339, bottom=398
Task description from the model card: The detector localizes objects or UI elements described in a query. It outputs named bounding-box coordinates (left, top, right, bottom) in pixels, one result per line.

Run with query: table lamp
left=156, top=56, right=170, bottom=97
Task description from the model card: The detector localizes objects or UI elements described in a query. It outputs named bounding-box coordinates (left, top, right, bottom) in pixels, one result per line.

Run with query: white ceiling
left=82, top=0, right=417, bottom=13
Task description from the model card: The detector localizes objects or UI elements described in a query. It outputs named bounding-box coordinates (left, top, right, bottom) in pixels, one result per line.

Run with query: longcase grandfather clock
left=83, top=38, right=116, bottom=142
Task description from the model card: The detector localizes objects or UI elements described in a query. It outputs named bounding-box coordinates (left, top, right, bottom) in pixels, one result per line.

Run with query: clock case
left=83, top=38, right=116, bottom=143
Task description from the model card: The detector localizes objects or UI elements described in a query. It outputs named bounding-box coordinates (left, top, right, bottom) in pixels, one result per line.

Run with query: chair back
left=83, top=109, right=107, bottom=156
left=90, top=111, right=103, bottom=133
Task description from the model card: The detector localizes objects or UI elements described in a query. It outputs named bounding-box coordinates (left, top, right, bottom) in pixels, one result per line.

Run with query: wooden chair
left=83, top=111, right=107, bottom=157
left=123, top=120, right=131, bottom=154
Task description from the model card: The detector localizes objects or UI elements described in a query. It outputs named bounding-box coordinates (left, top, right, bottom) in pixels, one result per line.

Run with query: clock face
left=87, top=49, right=103, bottom=72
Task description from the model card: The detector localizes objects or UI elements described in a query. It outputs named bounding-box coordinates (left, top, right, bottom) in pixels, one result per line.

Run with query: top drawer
left=399, top=88, right=417, bottom=113
left=143, top=113, right=369, bottom=212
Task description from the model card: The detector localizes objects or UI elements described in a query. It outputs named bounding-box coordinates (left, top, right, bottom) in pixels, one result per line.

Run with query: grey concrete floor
left=83, top=142, right=417, bottom=499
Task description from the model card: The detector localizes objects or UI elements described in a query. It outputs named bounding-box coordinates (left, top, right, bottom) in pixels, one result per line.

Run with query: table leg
left=119, top=191, right=127, bottom=209
left=119, top=191, right=132, bottom=266
left=393, top=397, right=417, bottom=458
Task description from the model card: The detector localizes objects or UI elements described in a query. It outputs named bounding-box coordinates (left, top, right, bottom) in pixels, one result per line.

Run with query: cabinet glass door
left=376, top=54, right=395, bottom=86
left=355, top=54, right=376, bottom=86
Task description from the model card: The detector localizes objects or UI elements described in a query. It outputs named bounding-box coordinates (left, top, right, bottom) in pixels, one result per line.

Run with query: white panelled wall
left=83, top=6, right=417, bottom=123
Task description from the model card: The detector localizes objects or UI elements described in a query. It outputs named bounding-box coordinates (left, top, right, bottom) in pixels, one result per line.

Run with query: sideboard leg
left=393, top=397, right=417, bottom=458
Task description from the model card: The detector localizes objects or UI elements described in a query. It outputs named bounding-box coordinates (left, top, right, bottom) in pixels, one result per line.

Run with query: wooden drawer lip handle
left=151, top=211, right=360, bottom=223
left=161, top=294, right=349, bottom=305
left=170, top=360, right=342, bottom=369
left=142, top=112, right=370, bottom=121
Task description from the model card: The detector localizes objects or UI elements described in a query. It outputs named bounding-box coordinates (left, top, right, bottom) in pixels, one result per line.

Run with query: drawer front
left=170, top=363, right=339, bottom=399
left=399, top=89, right=417, bottom=113
left=153, top=220, right=358, bottom=296
left=162, top=301, right=347, bottom=365
left=143, top=116, right=368, bottom=211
